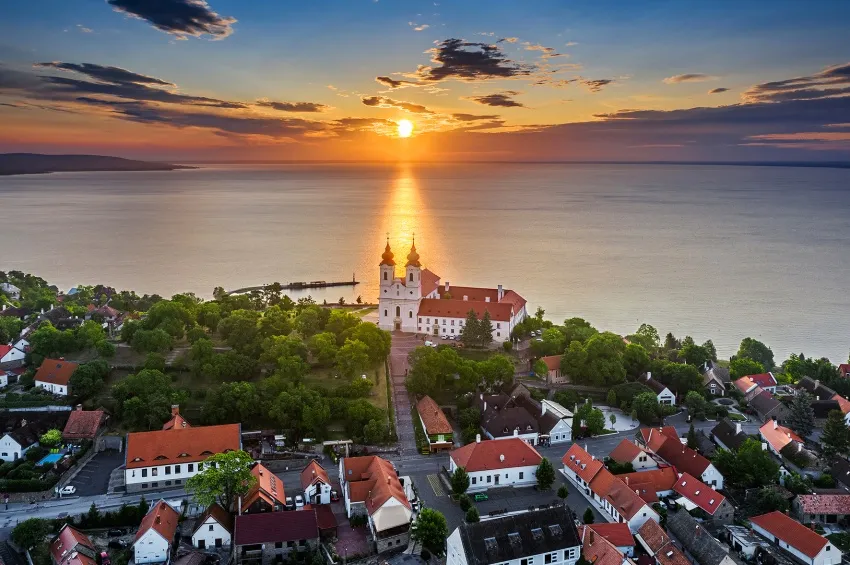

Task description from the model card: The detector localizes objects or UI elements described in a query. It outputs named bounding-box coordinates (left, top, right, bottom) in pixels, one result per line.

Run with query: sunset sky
left=1, top=0, right=849, bottom=161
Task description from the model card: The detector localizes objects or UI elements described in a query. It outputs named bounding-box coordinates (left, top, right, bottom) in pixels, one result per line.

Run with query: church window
left=409, top=311, right=413, bottom=318
left=384, top=310, right=388, bottom=317
left=409, top=273, right=413, bottom=282
left=383, top=272, right=387, bottom=281
left=396, top=306, right=401, bottom=317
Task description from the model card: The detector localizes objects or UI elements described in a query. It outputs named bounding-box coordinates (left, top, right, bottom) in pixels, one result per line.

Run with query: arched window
left=409, top=272, right=413, bottom=282
left=383, top=271, right=388, bottom=281
left=409, top=311, right=413, bottom=318
left=395, top=306, right=401, bottom=317
left=384, top=309, right=388, bottom=317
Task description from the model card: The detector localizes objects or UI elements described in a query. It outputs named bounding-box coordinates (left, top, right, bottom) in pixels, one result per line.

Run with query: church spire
left=380, top=237, right=396, bottom=266
left=406, top=234, right=421, bottom=267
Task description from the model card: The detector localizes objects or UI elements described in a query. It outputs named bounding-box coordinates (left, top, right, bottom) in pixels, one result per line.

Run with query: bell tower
left=405, top=236, right=422, bottom=300
left=379, top=238, right=395, bottom=287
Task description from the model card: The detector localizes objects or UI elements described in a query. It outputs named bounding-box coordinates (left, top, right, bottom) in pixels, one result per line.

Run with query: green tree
left=631, top=392, right=660, bottom=424
left=821, top=410, right=850, bottom=458
left=737, top=337, right=775, bottom=370
left=451, top=467, right=470, bottom=496
left=536, top=457, right=556, bottom=490
left=261, top=334, right=309, bottom=363
left=40, top=428, right=62, bottom=447
left=131, top=328, right=173, bottom=353
left=679, top=337, right=716, bottom=366
left=583, top=332, right=627, bottom=386
left=144, top=352, right=167, bottom=372
left=533, top=359, right=550, bottom=380
left=685, top=391, right=707, bottom=420
left=755, top=488, right=789, bottom=514
left=623, top=343, right=650, bottom=379
left=202, top=382, right=260, bottom=425
left=626, top=323, right=660, bottom=351
left=347, top=323, right=392, bottom=363
left=562, top=318, right=598, bottom=345
left=584, top=408, right=606, bottom=435
left=69, top=359, right=109, bottom=400
left=460, top=310, right=480, bottom=347
left=583, top=508, right=595, bottom=524
left=363, top=419, right=387, bottom=444
left=788, top=391, right=816, bottom=438
left=95, top=340, right=116, bottom=358
left=112, top=369, right=184, bottom=430
left=687, top=423, right=697, bottom=449
left=479, top=311, right=494, bottom=346
left=197, top=302, right=222, bottom=333
left=531, top=328, right=566, bottom=357
left=465, top=507, right=480, bottom=523
left=712, top=439, right=779, bottom=488
left=308, top=332, right=339, bottom=365
left=186, top=450, right=256, bottom=512
left=335, top=339, right=371, bottom=378
left=411, top=508, right=449, bottom=555
left=561, top=341, right=588, bottom=383
left=606, top=389, right=617, bottom=407
left=557, top=485, right=569, bottom=501
left=11, top=518, right=50, bottom=549
left=609, top=413, right=617, bottom=429
left=730, top=358, right=765, bottom=380
left=0, top=317, right=24, bottom=345
left=479, top=355, right=515, bottom=391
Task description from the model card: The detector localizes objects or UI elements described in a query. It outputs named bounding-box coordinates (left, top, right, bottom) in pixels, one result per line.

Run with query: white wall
left=657, top=389, right=676, bottom=406
left=0, top=435, right=27, bottom=462
left=0, top=347, right=25, bottom=365
left=126, top=460, right=205, bottom=489
left=449, top=460, right=538, bottom=492
left=629, top=453, right=658, bottom=471
left=750, top=523, right=841, bottom=565
left=483, top=429, right=539, bottom=445
left=701, top=464, right=724, bottom=490
left=305, top=480, right=332, bottom=505
left=446, top=528, right=468, bottom=565
left=35, top=381, right=68, bottom=396
left=134, top=529, right=170, bottom=564
left=192, top=517, right=231, bottom=549
left=547, top=420, right=572, bottom=444
left=446, top=526, right=580, bottom=565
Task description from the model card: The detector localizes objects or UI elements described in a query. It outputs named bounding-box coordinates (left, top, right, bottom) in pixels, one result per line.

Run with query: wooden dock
left=227, top=275, right=359, bottom=296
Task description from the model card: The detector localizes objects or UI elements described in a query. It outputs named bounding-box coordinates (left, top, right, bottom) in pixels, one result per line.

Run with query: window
left=209, top=525, right=215, bottom=532
left=275, top=542, right=283, bottom=549
left=519, top=472, right=524, bottom=479
left=487, top=475, right=492, bottom=483
left=142, top=483, right=148, bottom=489
left=396, top=306, right=401, bottom=317
left=409, top=311, right=413, bottom=318
left=165, top=480, right=172, bottom=486
left=188, top=463, right=194, bottom=473
left=497, top=332, right=500, bottom=337
left=451, top=329, right=455, bottom=334
left=152, top=482, right=158, bottom=487
left=384, top=310, right=388, bottom=317
left=442, top=319, right=446, bottom=325
left=152, top=468, right=158, bottom=476
left=451, top=320, right=455, bottom=326
left=471, top=477, right=477, bottom=485
left=427, top=318, right=430, bottom=324
left=383, top=272, right=387, bottom=281
left=165, top=466, right=171, bottom=475
left=545, top=553, right=558, bottom=564
left=418, top=317, right=422, bottom=323
left=409, top=273, right=413, bottom=282
left=175, top=465, right=180, bottom=473
left=497, top=323, right=501, bottom=329
left=142, top=469, right=148, bottom=477
left=418, top=327, right=422, bottom=331
left=287, top=542, right=295, bottom=548
left=522, top=560, right=528, bottom=565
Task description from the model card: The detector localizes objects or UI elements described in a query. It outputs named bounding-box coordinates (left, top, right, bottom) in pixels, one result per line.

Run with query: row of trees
left=405, top=346, right=515, bottom=398
left=459, top=310, right=494, bottom=347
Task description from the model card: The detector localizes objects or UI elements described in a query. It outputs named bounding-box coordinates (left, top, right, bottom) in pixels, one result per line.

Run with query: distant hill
left=0, top=153, right=195, bottom=176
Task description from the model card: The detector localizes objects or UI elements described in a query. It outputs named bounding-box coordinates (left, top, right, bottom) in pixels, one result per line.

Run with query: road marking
left=427, top=474, right=445, bottom=497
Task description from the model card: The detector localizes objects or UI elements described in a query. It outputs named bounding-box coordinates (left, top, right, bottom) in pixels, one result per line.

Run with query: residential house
left=1, top=422, right=43, bottom=462
left=34, top=358, right=79, bottom=396
left=583, top=523, right=636, bottom=557
left=666, top=510, right=738, bottom=565
left=734, top=377, right=759, bottom=396
left=301, top=460, right=332, bottom=505
left=749, top=390, right=791, bottom=423
left=562, top=442, right=605, bottom=497
left=617, top=468, right=678, bottom=503
left=792, top=494, right=850, bottom=525
left=725, top=525, right=769, bottom=559
left=133, top=500, right=180, bottom=564
left=162, top=405, right=191, bottom=430
left=477, top=390, right=540, bottom=445
left=516, top=396, right=573, bottom=446
left=831, top=459, right=850, bottom=491
left=810, top=400, right=843, bottom=425
left=639, top=427, right=680, bottom=448
left=540, top=355, right=568, bottom=384
left=608, top=439, right=658, bottom=471
left=672, top=473, right=734, bottom=524
left=710, top=419, right=752, bottom=452
left=702, top=362, right=730, bottom=397
left=446, top=505, right=581, bottom=565
left=50, top=524, right=97, bottom=565
left=233, top=509, right=319, bottom=565
left=579, top=525, right=635, bottom=565
left=635, top=519, right=690, bottom=565
left=124, top=412, right=241, bottom=493
left=839, top=364, right=850, bottom=379
left=242, top=462, right=286, bottom=513
left=0, top=283, right=21, bottom=300
left=339, top=455, right=412, bottom=553
left=449, top=437, right=542, bottom=491
left=0, top=344, right=26, bottom=370
left=644, top=429, right=725, bottom=489
left=833, top=395, right=850, bottom=425
left=796, top=378, right=837, bottom=401
left=749, top=511, right=843, bottom=565
left=62, top=407, right=106, bottom=443
left=192, top=503, right=233, bottom=549
left=644, top=373, right=676, bottom=405
left=0, top=305, right=32, bottom=321
left=746, top=373, right=778, bottom=394
left=416, top=395, right=454, bottom=451
left=759, top=420, right=803, bottom=457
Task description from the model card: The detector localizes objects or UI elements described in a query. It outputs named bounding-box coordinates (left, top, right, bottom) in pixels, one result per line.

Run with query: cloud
left=708, top=87, right=729, bottom=94
left=463, top=90, right=524, bottom=107
left=106, top=0, right=236, bottom=39
left=451, top=113, right=500, bottom=121
left=498, top=37, right=519, bottom=43
left=409, top=38, right=534, bottom=82
left=375, top=76, right=419, bottom=89
left=522, top=42, right=565, bottom=59
left=408, top=22, right=429, bottom=31
left=361, top=96, right=433, bottom=113
left=565, top=41, right=578, bottom=47
left=580, top=79, right=614, bottom=93
left=663, top=73, right=717, bottom=84
left=35, top=62, right=173, bottom=86
left=76, top=24, right=93, bottom=33
left=743, top=62, right=850, bottom=102
left=256, top=100, right=330, bottom=113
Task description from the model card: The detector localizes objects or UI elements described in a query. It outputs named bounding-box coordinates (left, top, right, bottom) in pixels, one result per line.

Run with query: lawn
left=727, top=412, right=747, bottom=422
left=303, top=362, right=388, bottom=411
left=827, top=533, right=850, bottom=553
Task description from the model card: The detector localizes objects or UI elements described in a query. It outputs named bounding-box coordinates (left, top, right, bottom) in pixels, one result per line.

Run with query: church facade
left=377, top=240, right=528, bottom=342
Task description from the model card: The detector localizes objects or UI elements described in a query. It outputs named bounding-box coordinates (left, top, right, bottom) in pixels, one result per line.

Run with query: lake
left=1, top=162, right=849, bottom=362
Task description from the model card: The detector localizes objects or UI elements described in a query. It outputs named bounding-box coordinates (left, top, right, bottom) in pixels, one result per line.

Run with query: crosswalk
left=426, top=474, right=445, bottom=497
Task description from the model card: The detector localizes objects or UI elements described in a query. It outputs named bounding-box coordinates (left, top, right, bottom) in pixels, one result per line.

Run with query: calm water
left=1, top=163, right=849, bottom=362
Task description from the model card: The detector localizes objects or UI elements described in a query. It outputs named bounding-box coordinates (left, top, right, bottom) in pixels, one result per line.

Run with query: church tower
left=405, top=238, right=422, bottom=300
left=379, top=239, right=395, bottom=286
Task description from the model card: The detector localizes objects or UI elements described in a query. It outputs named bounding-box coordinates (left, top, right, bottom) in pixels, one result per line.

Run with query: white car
left=295, top=495, right=304, bottom=509
left=57, top=485, right=76, bottom=496
left=424, top=341, right=437, bottom=347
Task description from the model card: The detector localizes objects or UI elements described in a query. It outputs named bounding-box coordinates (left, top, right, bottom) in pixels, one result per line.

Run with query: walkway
left=389, top=332, right=422, bottom=456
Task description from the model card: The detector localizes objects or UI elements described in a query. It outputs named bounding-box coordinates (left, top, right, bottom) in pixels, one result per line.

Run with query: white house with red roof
left=0, top=343, right=26, bottom=370
left=672, top=473, right=734, bottom=523
left=133, top=500, right=181, bottom=564
left=50, top=524, right=97, bottom=565
left=449, top=437, right=542, bottom=492
left=749, top=511, right=842, bottom=565
left=301, top=460, right=332, bottom=505
left=608, top=439, right=658, bottom=471
left=377, top=240, right=527, bottom=341
left=759, top=420, right=803, bottom=456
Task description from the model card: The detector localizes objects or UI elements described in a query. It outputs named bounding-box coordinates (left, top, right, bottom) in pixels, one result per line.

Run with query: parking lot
left=68, top=450, right=125, bottom=496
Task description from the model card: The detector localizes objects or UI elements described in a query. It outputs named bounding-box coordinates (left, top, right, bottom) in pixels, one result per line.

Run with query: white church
left=377, top=239, right=528, bottom=342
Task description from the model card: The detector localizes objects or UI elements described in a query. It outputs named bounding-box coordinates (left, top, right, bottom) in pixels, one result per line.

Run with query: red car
left=330, top=490, right=340, bottom=502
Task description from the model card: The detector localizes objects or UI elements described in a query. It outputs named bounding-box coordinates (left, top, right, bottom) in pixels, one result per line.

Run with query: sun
left=397, top=119, right=414, bottom=138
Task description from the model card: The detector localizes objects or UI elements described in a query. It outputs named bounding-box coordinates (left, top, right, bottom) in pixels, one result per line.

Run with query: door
left=215, top=538, right=223, bottom=548
left=494, top=474, right=500, bottom=485
left=198, top=540, right=206, bottom=549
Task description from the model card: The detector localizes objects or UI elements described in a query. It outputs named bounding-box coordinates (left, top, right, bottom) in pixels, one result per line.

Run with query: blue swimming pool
left=37, top=452, right=64, bottom=466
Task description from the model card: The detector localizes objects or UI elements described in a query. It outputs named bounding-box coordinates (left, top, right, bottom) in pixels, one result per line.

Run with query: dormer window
left=154, top=455, right=168, bottom=460
left=695, top=490, right=700, bottom=495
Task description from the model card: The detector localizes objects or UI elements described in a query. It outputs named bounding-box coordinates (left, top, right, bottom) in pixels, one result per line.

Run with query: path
left=389, top=332, right=421, bottom=456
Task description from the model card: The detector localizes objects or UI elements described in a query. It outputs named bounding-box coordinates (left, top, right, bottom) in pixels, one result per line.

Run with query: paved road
left=68, top=450, right=125, bottom=496
left=389, top=332, right=422, bottom=456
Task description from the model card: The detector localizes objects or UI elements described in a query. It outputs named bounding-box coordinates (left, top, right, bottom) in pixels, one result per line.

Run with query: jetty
left=227, top=274, right=359, bottom=296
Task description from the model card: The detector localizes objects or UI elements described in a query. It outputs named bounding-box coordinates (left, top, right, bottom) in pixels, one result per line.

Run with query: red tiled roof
left=0, top=345, right=12, bottom=358
left=734, top=376, right=757, bottom=394
left=62, top=410, right=105, bottom=440
left=834, top=395, right=850, bottom=415
left=653, top=436, right=712, bottom=478
left=673, top=473, right=726, bottom=515
left=34, top=358, right=79, bottom=386
left=637, top=519, right=670, bottom=554
left=315, top=504, right=337, bottom=531
left=562, top=443, right=604, bottom=483
left=604, top=477, right=650, bottom=520
left=242, top=463, right=286, bottom=511
left=585, top=523, right=635, bottom=548
left=51, top=525, right=96, bottom=565
left=839, top=363, right=850, bottom=375
left=125, top=423, right=241, bottom=469
left=541, top=355, right=562, bottom=372
left=135, top=501, right=180, bottom=544
left=234, top=509, right=319, bottom=546
left=608, top=439, right=645, bottom=464
left=193, top=503, right=233, bottom=535
left=759, top=420, right=802, bottom=453
left=451, top=438, right=542, bottom=472
left=163, top=413, right=190, bottom=430
left=589, top=468, right=619, bottom=501
left=417, top=395, right=453, bottom=435
left=342, top=455, right=410, bottom=514
left=301, top=460, right=330, bottom=490
left=618, top=467, right=677, bottom=498
left=418, top=298, right=513, bottom=322
left=750, top=511, right=829, bottom=558
left=421, top=269, right=440, bottom=297
left=640, top=427, right=678, bottom=450
left=796, top=494, right=850, bottom=515
left=580, top=526, right=627, bottom=565
left=747, top=373, right=777, bottom=388
left=656, top=545, right=690, bottom=565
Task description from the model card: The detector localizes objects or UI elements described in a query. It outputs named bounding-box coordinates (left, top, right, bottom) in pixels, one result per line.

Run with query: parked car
left=107, top=540, right=128, bottom=550
left=100, top=551, right=111, bottom=565
left=57, top=485, right=76, bottom=496
left=330, top=490, right=340, bottom=502
left=107, top=529, right=125, bottom=537
left=473, top=493, right=489, bottom=501
left=295, top=495, right=304, bottom=509
left=424, top=340, right=436, bottom=347
left=285, top=496, right=294, bottom=510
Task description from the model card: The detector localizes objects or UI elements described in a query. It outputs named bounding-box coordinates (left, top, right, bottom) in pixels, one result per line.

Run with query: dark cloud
left=411, top=38, right=534, bottom=82
left=106, top=0, right=236, bottom=39
left=0, top=66, right=43, bottom=90
left=663, top=73, right=716, bottom=84
left=744, top=62, right=850, bottom=102
left=580, top=79, right=614, bottom=93
left=333, top=117, right=396, bottom=128
left=375, top=76, right=418, bottom=89
left=256, top=100, right=330, bottom=113
left=457, top=119, right=506, bottom=131
left=451, top=113, right=500, bottom=121
left=361, top=96, right=432, bottom=113
left=463, top=91, right=524, bottom=107
left=708, top=87, right=729, bottom=94
left=35, top=62, right=173, bottom=86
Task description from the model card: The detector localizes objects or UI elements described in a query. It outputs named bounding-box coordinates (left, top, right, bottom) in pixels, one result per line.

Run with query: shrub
left=502, top=342, right=512, bottom=352
left=465, top=507, right=480, bottom=523
left=458, top=494, right=471, bottom=512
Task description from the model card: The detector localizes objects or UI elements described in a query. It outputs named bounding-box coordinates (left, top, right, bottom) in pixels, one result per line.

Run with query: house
left=608, top=439, right=658, bottom=471
left=133, top=500, right=180, bottom=564
left=833, top=395, right=850, bottom=425
left=1, top=422, right=43, bottom=462
left=672, top=473, right=734, bottom=523
left=796, top=378, right=837, bottom=401
left=124, top=414, right=241, bottom=493
left=446, top=505, right=581, bottom=565
left=666, top=510, right=738, bottom=565
left=477, top=390, right=540, bottom=445
left=315, top=504, right=338, bottom=539
left=617, top=468, right=678, bottom=503
left=582, top=523, right=637, bottom=557
left=34, top=358, right=79, bottom=396
left=639, top=427, right=680, bottom=449
left=0, top=282, right=21, bottom=300
left=810, top=400, right=843, bottom=425
left=416, top=395, right=454, bottom=451
left=50, top=524, right=97, bottom=565
left=339, top=455, right=412, bottom=553
left=0, top=305, right=32, bottom=320
left=515, top=395, right=573, bottom=446
left=759, top=420, right=803, bottom=457
left=749, top=390, right=791, bottom=423
left=579, top=525, right=635, bottom=565
left=449, top=437, right=542, bottom=491
left=726, top=525, right=769, bottom=558
left=242, top=462, right=286, bottom=513
left=192, top=503, right=233, bottom=549
left=233, top=509, right=319, bottom=565
left=831, top=459, right=850, bottom=491
left=645, top=430, right=725, bottom=489
left=734, top=377, right=759, bottom=395
left=839, top=364, right=850, bottom=379
left=792, top=494, right=850, bottom=525
left=562, top=442, right=605, bottom=496
left=644, top=373, right=676, bottom=405
left=746, top=373, right=778, bottom=394
left=749, top=511, right=843, bottom=565
left=710, top=419, right=752, bottom=452
left=702, top=362, right=730, bottom=397
left=540, top=355, right=568, bottom=384
left=0, top=344, right=26, bottom=370
left=635, top=519, right=690, bottom=565
left=62, top=407, right=106, bottom=443
left=301, top=460, right=332, bottom=505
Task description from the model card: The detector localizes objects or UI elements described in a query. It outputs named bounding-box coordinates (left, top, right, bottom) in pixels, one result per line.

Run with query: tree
left=737, top=337, right=775, bottom=370
left=583, top=332, right=627, bottom=386
left=411, top=508, right=449, bottom=555
left=347, top=323, right=392, bottom=363
left=730, top=358, right=765, bottom=380
left=96, top=340, right=116, bottom=358
left=69, top=359, right=109, bottom=400
left=308, top=332, right=339, bottom=365
left=557, top=485, right=569, bottom=501
left=202, top=382, right=260, bottom=425
left=325, top=309, right=361, bottom=340
left=631, top=392, right=660, bottom=424
left=821, top=410, right=850, bottom=458
left=626, top=323, right=660, bottom=351
left=186, top=450, right=256, bottom=512
left=562, top=318, right=598, bottom=345
left=623, top=343, right=650, bottom=379
left=531, top=328, right=566, bottom=357
left=131, top=328, right=173, bottom=353
left=112, top=369, right=184, bottom=430
left=583, top=508, right=595, bottom=524
left=40, top=428, right=62, bottom=447
left=536, top=457, right=555, bottom=490
left=679, top=337, right=716, bottom=366
left=335, top=339, right=371, bottom=378
left=687, top=423, right=697, bottom=449
left=11, top=518, right=49, bottom=549
left=606, top=389, right=617, bottom=406
left=712, top=439, right=779, bottom=488
left=451, top=467, right=470, bottom=496
left=144, top=352, right=166, bottom=371
left=755, top=488, right=789, bottom=514
left=465, top=507, right=480, bottom=523
left=460, top=310, right=480, bottom=347
left=788, top=391, right=816, bottom=438
left=585, top=408, right=606, bottom=435
left=609, top=413, right=617, bottom=429
left=685, top=391, right=707, bottom=420
left=533, top=359, right=549, bottom=380
left=479, top=311, right=494, bottom=346
left=561, top=341, right=588, bottom=383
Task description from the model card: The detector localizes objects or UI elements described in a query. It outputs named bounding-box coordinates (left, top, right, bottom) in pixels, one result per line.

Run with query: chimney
left=476, top=434, right=481, bottom=443
left=484, top=400, right=487, bottom=412
left=513, top=428, right=519, bottom=437
left=445, top=281, right=450, bottom=293
left=773, top=420, right=778, bottom=430
left=155, top=514, right=161, bottom=525
left=497, top=285, right=504, bottom=301
left=797, top=442, right=802, bottom=453
left=1, top=305, right=5, bottom=311
left=589, top=530, right=595, bottom=544
left=646, top=372, right=652, bottom=381
left=76, top=404, right=83, bottom=411
left=387, top=476, right=390, bottom=485
left=735, top=422, right=742, bottom=435
left=40, top=308, right=45, bottom=314
left=171, top=405, right=180, bottom=416
left=625, top=476, right=629, bottom=485
left=815, top=379, right=820, bottom=389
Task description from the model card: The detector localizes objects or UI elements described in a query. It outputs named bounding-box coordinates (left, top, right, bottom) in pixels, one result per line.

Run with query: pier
left=227, top=274, right=359, bottom=296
